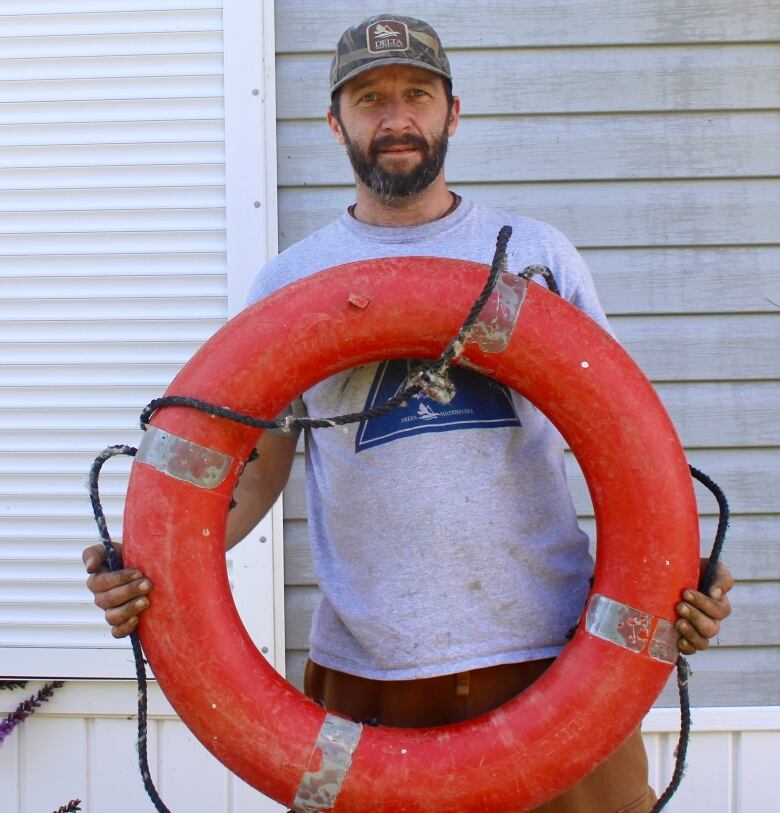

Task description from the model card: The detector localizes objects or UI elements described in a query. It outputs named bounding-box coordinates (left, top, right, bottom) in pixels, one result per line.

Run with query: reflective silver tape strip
left=292, top=715, right=362, bottom=813
left=647, top=618, right=680, bottom=664
left=469, top=274, right=527, bottom=354
left=585, top=594, right=679, bottom=665
left=135, top=425, right=233, bottom=490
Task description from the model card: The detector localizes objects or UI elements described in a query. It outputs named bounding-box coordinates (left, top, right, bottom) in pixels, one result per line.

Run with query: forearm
left=225, top=432, right=297, bottom=549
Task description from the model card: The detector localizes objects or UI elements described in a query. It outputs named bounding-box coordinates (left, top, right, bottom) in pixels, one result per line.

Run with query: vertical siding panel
left=157, top=719, right=228, bottom=809
left=731, top=732, right=738, bottom=813
left=661, top=732, right=732, bottom=812
left=736, top=731, right=780, bottom=812
left=659, top=732, right=673, bottom=803
left=4, top=688, right=777, bottom=812
left=642, top=731, right=662, bottom=795
left=90, top=717, right=159, bottom=811
left=20, top=716, right=87, bottom=811
left=0, top=717, right=21, bottom=812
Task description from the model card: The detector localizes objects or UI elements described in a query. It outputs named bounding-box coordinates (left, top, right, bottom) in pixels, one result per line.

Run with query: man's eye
left=409, top=88, right=427, bottom=97
left=361, top=92, right=378, bottom=102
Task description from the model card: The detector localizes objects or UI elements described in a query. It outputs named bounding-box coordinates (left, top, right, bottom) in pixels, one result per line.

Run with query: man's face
left=327, top=65, right=460, bottom=200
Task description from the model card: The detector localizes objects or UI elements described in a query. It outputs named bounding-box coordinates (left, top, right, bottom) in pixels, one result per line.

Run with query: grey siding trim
left=274, top=2, right=780, bottom=706
left=277, top=45, right=780, bottom=118
left=279, top=113, right=780, bottom=184
left=276, top=0, right=780, bottom=50
left=277, top=181, right=780, bottom=249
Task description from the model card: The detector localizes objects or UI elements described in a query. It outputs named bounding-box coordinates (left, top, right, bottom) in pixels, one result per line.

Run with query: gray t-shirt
left=248, top=199, right=609, bottom=680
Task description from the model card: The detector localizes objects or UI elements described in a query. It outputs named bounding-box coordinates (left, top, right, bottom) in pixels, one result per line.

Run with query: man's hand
left=675, top=559, right=734, bottom=655
left=82, top=433, right=295, bottom=638
left=83, top=542, right=153, bottom=638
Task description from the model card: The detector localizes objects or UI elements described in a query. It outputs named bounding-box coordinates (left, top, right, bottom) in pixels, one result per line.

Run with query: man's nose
left=380, top=97, right=413, bottom=134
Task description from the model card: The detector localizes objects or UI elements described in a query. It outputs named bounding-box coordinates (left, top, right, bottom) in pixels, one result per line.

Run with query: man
left=84, top=15, right=733, bottom=812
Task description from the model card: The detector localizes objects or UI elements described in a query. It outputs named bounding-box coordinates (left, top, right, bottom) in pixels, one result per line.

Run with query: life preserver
left=123, top=257, right=699, bottom=812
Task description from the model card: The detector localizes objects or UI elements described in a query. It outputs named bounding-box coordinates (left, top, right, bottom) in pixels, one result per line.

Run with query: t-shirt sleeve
left=244, top=257, right=305, bottom=432
left=547, top=228, right=614, bottom=338
left=568, top=251, right=614, bottom=337
left=245, top=260, right=276, bottom=307
left=510, top=216, right=613, bottom=337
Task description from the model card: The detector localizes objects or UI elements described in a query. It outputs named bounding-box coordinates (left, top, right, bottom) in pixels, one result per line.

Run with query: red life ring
left=123, top=257, right=699, bottom=812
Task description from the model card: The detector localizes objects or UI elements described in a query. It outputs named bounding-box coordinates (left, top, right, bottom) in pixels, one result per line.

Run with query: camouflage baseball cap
left=330, top=15, right=451, bottom=94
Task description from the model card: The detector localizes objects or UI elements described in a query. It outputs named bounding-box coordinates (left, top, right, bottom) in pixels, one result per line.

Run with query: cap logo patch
left=367, top=20, right=409, bottom=53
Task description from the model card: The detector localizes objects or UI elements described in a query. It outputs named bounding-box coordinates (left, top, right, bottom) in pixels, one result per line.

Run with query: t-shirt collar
left=337, top=197, right=474, bottom=243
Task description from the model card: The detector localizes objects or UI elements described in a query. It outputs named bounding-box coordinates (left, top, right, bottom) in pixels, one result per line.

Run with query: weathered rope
left=650, top=465, right=730, bottom=812
left=89, top=445, right=136, bottom=573
left=689, top=466, right=730, bottom=595
left=652, top=657, right=692, bottom=812
left=138, top=226, right=512, bottom=432
left=89, top=446, right=170, bottom=813
left=87, top=228, right=727, bottom=812
left=90, top=228, right=512, bottom=812
left=519, top=263, right=561, bottom=296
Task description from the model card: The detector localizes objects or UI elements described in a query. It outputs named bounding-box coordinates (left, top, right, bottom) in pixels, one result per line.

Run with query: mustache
left=369, top=133, right=429, bottom=160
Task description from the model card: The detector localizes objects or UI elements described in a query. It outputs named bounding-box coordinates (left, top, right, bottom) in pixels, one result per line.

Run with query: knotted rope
left=87, top=227, right=728, bottom=812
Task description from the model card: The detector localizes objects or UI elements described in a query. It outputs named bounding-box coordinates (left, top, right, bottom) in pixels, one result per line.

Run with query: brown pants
left=304, top=659, right=657, bottom=813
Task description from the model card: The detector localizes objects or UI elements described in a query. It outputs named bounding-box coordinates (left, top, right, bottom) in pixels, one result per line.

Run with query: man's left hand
left=675, top=559, right=734, bottom=655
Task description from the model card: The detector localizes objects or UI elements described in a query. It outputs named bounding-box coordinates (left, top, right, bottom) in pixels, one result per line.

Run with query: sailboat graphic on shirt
left=354, top=360, right=521, bottom=452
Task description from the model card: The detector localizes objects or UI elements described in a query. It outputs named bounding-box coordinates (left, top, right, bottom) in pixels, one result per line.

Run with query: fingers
left=102, top=585, right=152, bottom=637
left=90, top=572, right=151, bottom=611
left=82, top=543, right=106, bottom=573
left=82, top=541, right=151, bottom=638
left=675, top=562, right=734, bottom=654
left=82, top=541, right=123, bottom=573
left=705, top=560, right=735, bottom=596
left=95, top=576, right=152, bottom=638
left=676, top=637, right=697, bottom=656
left=675, top=609, right=713, bottom=652
left=110, top=615, right=141, bottom=638
left=675, top=592, right=729, bottom=652
left=86, top=565, right=143, bottom=597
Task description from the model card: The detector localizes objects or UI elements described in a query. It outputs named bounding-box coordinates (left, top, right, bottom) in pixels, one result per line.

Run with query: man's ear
left=326, top=108, right=347, bottom=146
left=447, top=96, right=461, bottom=137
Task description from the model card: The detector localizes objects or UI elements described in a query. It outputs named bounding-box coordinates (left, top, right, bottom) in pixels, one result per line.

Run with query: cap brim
left=331, top=58, right=452, bottom=94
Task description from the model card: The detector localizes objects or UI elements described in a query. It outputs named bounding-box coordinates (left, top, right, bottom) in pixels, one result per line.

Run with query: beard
left=341, top=121, right=450, bottom=200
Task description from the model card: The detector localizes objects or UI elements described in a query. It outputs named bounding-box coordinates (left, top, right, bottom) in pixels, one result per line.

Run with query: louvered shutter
left=0, top=1, right=280, bottom=678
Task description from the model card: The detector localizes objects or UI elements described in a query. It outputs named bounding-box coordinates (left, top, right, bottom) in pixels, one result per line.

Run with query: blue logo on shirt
left=355, top=360, right=521, bottom=452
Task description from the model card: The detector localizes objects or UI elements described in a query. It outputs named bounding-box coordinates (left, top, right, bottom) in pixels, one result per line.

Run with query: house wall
left=0, top=0, right=237, bottom=678
left=273, top=0, right=780, bottom=711
left=1, top=682, right=778, bottom=812
left=1, top=1, right=282, bottom=810
left=0, top=682, right=282, bottom=812
left=0, top=0, right=283, bottom=680
left=270, top=4, right=780, bottom=806
left=1, top=1, right=778, bottom=811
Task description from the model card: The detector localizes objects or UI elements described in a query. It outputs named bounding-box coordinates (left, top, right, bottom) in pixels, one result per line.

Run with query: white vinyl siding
left=2, top=682, right=778, bottom=812
left=0, top=2, right=280, bottom=680
left=273, top=0, right=780, bottom=709
left=0, top=682, right=282, bottom=812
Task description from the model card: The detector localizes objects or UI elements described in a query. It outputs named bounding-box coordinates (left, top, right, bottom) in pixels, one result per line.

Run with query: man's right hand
left=83, top=542, right=153, bottom=638
left=82, top=431, right=295, bottom=639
